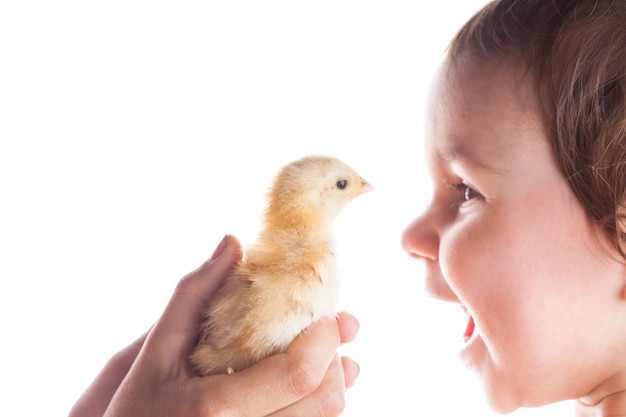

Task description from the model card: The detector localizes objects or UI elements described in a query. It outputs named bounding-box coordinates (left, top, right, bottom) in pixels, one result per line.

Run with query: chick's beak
left=358, top=177, right=373, bottom=195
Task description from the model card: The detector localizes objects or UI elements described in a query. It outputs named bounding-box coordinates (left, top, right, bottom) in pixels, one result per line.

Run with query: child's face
left=402, top=59, right=626, bottom=413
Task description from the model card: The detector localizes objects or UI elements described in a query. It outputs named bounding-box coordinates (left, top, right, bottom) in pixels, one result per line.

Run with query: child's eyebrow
left=438, top=143, right=505, bottom=175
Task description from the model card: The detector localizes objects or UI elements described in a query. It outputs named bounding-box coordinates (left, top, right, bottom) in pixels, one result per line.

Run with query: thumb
left=144, top=235, right=242, bottom=365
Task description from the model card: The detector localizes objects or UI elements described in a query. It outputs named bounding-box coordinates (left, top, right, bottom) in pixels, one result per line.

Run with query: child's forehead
left=444, top=55, right=536, bottom=103
left=426, top=57, right=549, bottom=172
left=432, top=56, right=542, bottom=130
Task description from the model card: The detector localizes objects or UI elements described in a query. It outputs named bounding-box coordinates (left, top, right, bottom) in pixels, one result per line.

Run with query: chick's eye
left=336, top=179, right=348, bottom=190
left=451, top=183, right=482, bottom=202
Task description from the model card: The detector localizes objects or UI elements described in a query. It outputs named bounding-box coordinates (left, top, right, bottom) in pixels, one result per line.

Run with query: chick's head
left=266, top=155, right=372, bottom=229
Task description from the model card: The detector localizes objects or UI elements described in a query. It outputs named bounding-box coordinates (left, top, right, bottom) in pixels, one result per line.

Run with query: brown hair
left=449, top=0, right=626, bottom=258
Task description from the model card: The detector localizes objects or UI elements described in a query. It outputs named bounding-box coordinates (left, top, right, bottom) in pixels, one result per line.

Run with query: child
left=73, top=1, right=626, bottom=415
left=402, top=0, right=626, bottom=415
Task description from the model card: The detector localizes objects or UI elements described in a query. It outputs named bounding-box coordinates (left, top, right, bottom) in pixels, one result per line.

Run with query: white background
left=1, top=1, right=571, bottom=416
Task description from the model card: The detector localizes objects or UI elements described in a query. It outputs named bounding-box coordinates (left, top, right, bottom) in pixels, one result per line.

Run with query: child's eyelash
left=448, top=182, right=482, bottom=202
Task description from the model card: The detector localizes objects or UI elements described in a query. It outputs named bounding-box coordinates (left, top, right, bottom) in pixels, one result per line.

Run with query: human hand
left=69, top=235, right=359, bottom=417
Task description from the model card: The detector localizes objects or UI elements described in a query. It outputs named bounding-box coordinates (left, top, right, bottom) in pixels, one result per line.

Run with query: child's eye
left=450, top=182, right=482, bottom=202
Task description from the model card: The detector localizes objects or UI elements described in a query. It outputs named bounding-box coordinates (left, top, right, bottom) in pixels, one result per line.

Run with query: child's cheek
left=439, top=213, right=500, bottom=293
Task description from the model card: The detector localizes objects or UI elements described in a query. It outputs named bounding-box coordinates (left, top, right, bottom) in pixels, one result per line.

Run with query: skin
left=402, top=57, right=626, bottom=415
left=69, top=234, right=360, bottom=417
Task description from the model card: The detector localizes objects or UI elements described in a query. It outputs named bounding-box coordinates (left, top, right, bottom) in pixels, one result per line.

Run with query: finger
left=269, top=354, right=347, bottom=417
left=68, top=332, right=147, bottom=417
left=335, top=312, right=360, bottom=388
left=197, top=315, right=341, bottom=417
left=145, top=235, right=242, bottom=364
left=336, top=311, right=359, bottom=344
left=342, top=356, right=360, bottom=389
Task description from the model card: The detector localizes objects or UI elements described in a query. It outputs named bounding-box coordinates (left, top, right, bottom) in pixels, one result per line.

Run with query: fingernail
left=210, top=235, right=228, bottom=261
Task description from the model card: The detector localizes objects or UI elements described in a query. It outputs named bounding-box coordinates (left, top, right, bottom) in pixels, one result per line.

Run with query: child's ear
left=617, top=206, right=626, bottom=301
left=617, top=204, right=626, bottom=258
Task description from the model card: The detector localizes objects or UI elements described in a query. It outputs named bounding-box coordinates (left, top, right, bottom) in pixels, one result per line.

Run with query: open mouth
left=460, top=306, right=475, bottom=343
left=463, top=314, right=475, bottom=343
left=458, top=309, right=481, bottom=369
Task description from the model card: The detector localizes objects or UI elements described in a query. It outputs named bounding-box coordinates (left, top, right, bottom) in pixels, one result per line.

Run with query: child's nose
left=401, top=211, right=439, bottom=262
left=402, top=210, right=461, bottom=303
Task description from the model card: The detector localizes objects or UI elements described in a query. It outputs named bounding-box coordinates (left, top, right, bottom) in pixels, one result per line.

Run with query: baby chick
left=190, top=155, right=372, bottom=376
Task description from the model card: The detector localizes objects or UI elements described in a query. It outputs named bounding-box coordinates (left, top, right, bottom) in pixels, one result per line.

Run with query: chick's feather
left=189, top=155, right=371, bottom=376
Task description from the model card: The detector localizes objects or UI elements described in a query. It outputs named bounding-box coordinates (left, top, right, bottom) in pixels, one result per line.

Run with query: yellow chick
left=190, top=155, right=372, bottom=376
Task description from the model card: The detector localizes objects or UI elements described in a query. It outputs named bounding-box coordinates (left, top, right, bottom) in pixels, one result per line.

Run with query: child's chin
left=484, top=389, right=521, bottom=415
left=476, top=372, right=525, bottom=415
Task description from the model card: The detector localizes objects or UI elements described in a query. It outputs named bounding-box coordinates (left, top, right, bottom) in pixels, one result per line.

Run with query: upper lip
left=422, top=267, right=461, bottom=304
